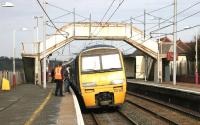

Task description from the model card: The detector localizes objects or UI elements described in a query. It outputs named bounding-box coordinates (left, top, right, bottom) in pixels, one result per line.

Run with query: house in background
left=124, top=36, right=194, bottom=83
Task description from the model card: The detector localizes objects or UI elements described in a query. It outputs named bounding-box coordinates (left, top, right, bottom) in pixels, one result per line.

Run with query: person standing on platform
left=54, top=63, right=64, bottom=96
left=63, top=65, right=71, bottom=93
left=51, top=68, right=55, bottom=83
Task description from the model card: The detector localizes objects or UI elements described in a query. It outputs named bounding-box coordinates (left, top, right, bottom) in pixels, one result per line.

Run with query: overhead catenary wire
left=150, top=9, right=200, bottom=35
left=94, top=0, right=125, bottom=36
left=145, top=13, right=173, bottom=23
left=39, top=0, right=200, bottom=56
left=132, top=0, right=200, bottom=38
left=46, top=1, right=94, bottom=53
left=151, top=24, right=200, bottom=39
left=48, top=18, right=89, bottom=24
left=105, top=0, right=125, bottom=22
left=131, top=24, right=200, bottom=47
left=150, top=1, right=200, bottom=33
left=45, top=0, right=171, bottom=49
left=177, top=10, right=200, bottom=23
left=121, top=3, right=173, bottom=23
left=116, top=3, right=175, bottom=47
left=99, top=0, right=116, bottom=23
left=36, top=0, right=75, bottom=59
left=91, top=0, right=117, bottom=35
left=49, top=12, right=72, bottom=21
left=87, top=0, right=122, bottom=47
left=36, top=0, right=68, bottom=38
left=46, top=2, right=90, bottom=20
left=102, top=3, right=174, bottom=45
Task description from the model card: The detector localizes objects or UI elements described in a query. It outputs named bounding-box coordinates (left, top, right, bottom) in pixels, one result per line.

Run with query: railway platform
left=127, top=79, right=200, bottom=94
left=127, top=79, right=200, bottom=113
left=0, top=83, right=84, bottom=125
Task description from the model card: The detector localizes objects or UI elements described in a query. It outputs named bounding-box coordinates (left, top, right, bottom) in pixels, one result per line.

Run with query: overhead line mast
left=173, top=0, right=177, bottom=85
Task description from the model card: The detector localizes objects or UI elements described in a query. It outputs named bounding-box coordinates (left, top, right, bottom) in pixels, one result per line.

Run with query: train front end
left=79, top=47, right=126, bottom=108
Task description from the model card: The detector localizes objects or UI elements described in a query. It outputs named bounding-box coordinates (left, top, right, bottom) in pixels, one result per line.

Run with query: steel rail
left=125, top=100, right=178, bottom=125
left=117, top=110, right=139, bottom=125
left=90, top=113, right=102, bottom=125
left=127, top=91, right=200, bottom=120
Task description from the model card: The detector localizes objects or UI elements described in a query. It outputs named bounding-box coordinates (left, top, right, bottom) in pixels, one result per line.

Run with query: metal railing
left=22, top=42, right=40, bottom=55
left=0, top=71, right=26, bottom=88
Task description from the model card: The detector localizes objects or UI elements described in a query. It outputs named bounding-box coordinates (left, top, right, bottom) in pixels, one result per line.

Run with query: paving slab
left=0, top=84, right=51, bottom=125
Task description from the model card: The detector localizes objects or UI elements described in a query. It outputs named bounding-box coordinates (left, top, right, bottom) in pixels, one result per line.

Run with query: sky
left=0, top=0, right=200, bottom=59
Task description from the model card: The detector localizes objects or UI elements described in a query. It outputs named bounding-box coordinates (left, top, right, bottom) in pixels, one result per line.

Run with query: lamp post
left=173, top=0, right=177, bottom=85
left=13, top=28, right=29, bottom=88
left=0, top=2, right=14, bottom=7
left=34, top=16, right=43, bottom=42
left=157, top=18, right=161, bottom=84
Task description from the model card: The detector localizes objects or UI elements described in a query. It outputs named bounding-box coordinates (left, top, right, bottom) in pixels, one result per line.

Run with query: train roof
left=82, top=45, right=117, bottom=52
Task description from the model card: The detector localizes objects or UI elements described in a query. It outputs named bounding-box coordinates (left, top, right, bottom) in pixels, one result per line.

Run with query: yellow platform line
left=24, top=89, right=53, bottom=125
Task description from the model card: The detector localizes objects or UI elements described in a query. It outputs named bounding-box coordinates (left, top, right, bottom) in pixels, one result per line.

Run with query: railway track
left=83, top=109, right=137, bottom=125
left=83, top=92, right=200, bottom=125
left=125, top=100, right=178, bottom=125
left=127, top=91, right=200, bottom=120
left=126, top=91, right=200, bottom=125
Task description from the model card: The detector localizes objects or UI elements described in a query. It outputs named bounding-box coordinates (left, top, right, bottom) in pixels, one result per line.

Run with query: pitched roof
left=176, top=39, right=192, bottom=53
left=160, top=37, right=172, bottom=43
left=129, top=37, right=191, bottom=57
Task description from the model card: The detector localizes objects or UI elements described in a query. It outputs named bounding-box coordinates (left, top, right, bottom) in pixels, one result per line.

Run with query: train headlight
left=111, top=79, right=124, bottom=85
left=82, top=82, right=96, bottom=87
left=114, top=86, right=123, bottom=92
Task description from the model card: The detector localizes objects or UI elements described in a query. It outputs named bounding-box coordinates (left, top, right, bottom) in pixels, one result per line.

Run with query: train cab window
left=101, top=54, right=122, bottom=70
left=82, top=56, right=101, bottom=72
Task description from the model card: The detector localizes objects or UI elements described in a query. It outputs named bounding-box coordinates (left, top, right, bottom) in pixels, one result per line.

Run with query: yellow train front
left=71, top=46, right=126, bottom=108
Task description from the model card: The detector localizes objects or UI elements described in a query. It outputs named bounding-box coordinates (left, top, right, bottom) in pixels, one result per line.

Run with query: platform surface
left=0, top=83, right=83, bottom=125
left=127, top=79, right=200, bottom=94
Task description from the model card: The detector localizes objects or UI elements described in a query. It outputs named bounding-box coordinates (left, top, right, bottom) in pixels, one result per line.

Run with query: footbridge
left=22, top=22, right=163, bottom=84
left=22, top=22, right=159, bottom=59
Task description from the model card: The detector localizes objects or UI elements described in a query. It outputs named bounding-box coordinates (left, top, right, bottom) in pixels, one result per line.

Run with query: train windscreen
left=101, top=54, right=121, bottom=70
left=81, top=54, right=122, bottom=73
left=82, top=56, right=101, bottom=72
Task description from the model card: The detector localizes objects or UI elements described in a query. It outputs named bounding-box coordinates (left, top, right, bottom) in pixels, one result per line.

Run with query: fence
left=0, top=71, right=26, bottom=88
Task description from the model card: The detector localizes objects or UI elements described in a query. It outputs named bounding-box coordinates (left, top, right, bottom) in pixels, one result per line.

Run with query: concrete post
left=160, top=58, right=163, bottom=83
left=154, top=61, right=158, bottom=82
left=34, top=56, right=40, bottom=85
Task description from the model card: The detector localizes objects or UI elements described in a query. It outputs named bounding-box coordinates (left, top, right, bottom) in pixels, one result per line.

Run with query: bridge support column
left=35, top=56, right=41, bottom=85
left=154, top=61, right=158, bottom=82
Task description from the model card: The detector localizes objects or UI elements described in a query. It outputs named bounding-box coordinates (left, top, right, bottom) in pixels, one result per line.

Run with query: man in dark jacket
left=51, top=68, right=55, bottom=83
left=63, top=65, right=71, bottom=93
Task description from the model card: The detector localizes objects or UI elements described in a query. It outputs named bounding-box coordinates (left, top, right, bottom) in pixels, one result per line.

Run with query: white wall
left=169, top=56, right=187, bottom=76
left=136, top=56, right=145, bottom=79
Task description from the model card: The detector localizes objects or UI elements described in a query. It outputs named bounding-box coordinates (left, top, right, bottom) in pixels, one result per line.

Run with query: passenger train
left=70, top=46, right=126, bottom=108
